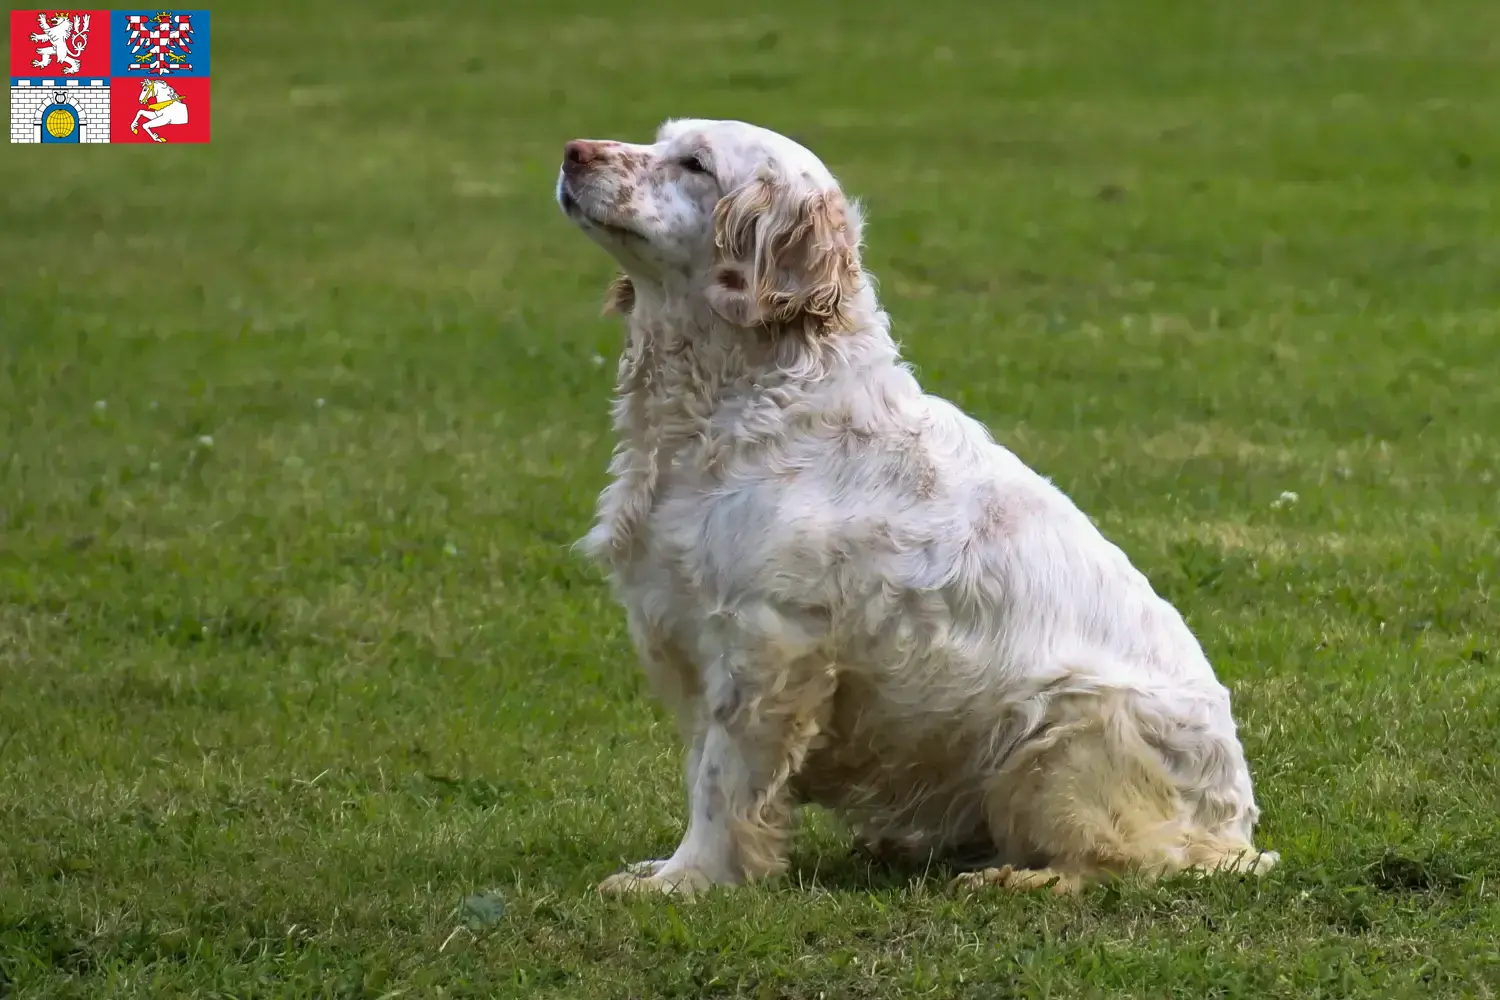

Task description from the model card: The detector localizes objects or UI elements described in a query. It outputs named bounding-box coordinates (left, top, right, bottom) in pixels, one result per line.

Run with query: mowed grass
left=3, top=0, right=1499, bottom=996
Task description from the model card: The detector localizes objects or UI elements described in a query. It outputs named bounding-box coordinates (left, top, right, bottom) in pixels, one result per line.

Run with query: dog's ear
left=602, top=272, right=635, bottom=317
left=707, top=176, right=861, bottom=336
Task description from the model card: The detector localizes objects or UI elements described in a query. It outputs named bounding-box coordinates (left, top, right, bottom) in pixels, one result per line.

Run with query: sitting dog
left=556, top=118, right=1277, bottom=895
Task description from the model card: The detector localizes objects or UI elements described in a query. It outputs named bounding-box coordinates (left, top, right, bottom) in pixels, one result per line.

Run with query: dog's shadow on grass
left=785, top=843, right=1493, bottom=902
left=782, top=843, right=979, bottom=894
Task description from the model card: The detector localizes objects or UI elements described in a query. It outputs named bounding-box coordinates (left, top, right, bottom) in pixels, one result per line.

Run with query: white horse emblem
left=30, top=12, right=91, bottom=75
left=131, top=79, right=190, bottom=143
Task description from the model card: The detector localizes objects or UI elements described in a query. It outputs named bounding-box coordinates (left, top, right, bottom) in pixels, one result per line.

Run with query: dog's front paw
left=598, top=864, right=716, bottom=897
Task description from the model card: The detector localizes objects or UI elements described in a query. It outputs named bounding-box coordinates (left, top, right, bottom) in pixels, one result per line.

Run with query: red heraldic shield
left=110, top=75, right=210, bottom=143
left=9, top=10, right=112, bottom=78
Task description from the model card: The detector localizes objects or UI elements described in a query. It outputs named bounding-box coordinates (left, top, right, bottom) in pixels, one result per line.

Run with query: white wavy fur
left=556, top=118, right=1277, bottom=896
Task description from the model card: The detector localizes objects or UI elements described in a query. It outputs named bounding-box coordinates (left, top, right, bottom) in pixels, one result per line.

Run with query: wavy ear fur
left=602, top=272, right=635, bottom=316
left=707, top=176, right=862, bottom=336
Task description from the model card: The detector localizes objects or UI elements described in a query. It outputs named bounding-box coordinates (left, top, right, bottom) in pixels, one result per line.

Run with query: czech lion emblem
left=29, top=11, right=91, bottom=76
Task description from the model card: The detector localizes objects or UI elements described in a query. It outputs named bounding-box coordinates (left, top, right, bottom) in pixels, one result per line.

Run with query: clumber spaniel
left=556, top=119, right=1277, bottom=896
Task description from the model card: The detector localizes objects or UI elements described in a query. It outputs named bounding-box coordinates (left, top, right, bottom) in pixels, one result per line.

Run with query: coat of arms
left=8, top=8, right=213, bottom=145
left=29, top=11, right=92, bottom=75
left=124, top=10, right=193, bottom=73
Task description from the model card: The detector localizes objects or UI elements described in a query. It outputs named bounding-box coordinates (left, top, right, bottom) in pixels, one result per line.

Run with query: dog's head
left=557, top=118, right=864, bottom=337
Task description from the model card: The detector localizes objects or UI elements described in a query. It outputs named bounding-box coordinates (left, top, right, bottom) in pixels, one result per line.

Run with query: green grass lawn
left=3, top=1, right=1499, bottom=996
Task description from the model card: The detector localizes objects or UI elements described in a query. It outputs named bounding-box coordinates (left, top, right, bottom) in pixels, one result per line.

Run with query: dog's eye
left=679, top=154, right=711, bottom=175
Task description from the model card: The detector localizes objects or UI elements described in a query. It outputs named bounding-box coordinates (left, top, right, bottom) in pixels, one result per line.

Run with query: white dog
left=556, top=119, right=1278, bottom=896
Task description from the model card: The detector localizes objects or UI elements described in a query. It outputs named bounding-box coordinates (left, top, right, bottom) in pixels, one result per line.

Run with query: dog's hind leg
left=599, top=603, right=836, bottom=896
left=954, top=690, right=1278, bottom=896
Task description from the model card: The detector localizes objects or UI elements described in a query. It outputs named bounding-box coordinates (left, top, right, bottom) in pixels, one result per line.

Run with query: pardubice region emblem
left=29, top=11, right=92, bottom=74
left=129, top=76, right=185, bottom=141
left=9, top=9, right=212, bottom=144
left=124, top=10, right=193, bottom=73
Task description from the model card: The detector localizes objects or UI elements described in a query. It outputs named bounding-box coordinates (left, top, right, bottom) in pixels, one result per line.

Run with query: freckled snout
left=559, top=140, right=609, bottom=216
left=557, top=137, right=644, bottom=238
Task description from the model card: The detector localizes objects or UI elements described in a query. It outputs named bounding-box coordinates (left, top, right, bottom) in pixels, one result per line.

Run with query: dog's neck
left=578, top=282, right=897, bottom=570
left=613, top=279, right=894, bottom=440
